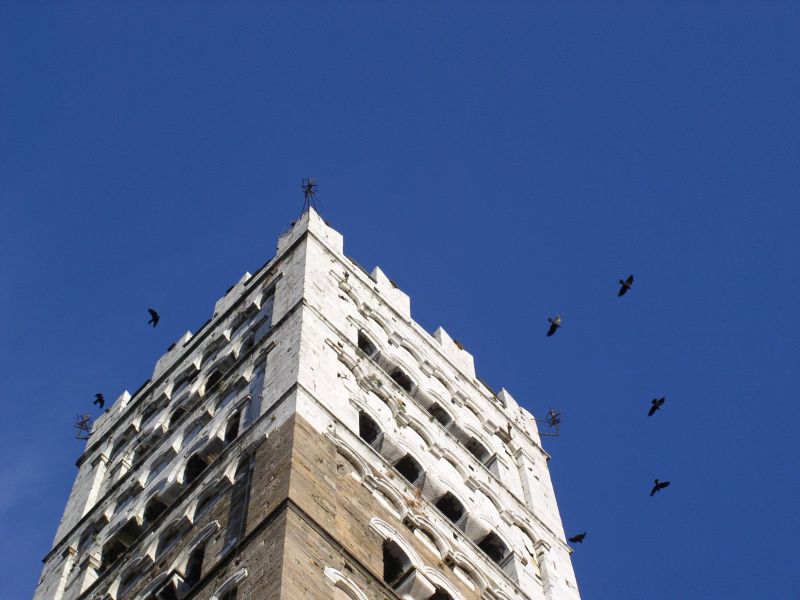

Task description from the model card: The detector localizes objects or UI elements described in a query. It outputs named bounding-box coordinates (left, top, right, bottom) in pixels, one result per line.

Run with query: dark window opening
left=184, top=544, right=205, bottom=588
left=224, top=411, right=241, bottom=444
left=206, top=370, right=223, bottom=390
left=150, top=580, right=178, bottom=600
left=390, top=367, right=414, bottom=393
left=100, top=517, right=141, bottom=570
left=357, top=331, right=377, bottom=357
left=465, top=437, right=491, bottom=464
left=435, top=493, right=465, bottom=526
left=168, top=407, right=187, bottom=428
left=427, top=403, right=452, bottom=427
left=100, top=538, right=126, bottom=572
left=382, top=540, right=412, bottom=588
left=184, top=454, right=209, bottom=486
left=477, top=532, right=509, bottom=564
left=394, top=454, right=423, bottom=486
left=358, top=412, right=382, bottom=448
left=132, top=441, right=153, bottom=466
left=143, top=497, right=168, bottom=524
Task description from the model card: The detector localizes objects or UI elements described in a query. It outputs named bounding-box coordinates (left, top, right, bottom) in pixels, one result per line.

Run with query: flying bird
left=617, top=274, right=634, bottom=297
left=648, top=397, right=666, bottom=416
left=546, top=314, right=562, bottom=337
left=650, top=479, right=670, bottom=496
left=568, top=532, right=586, bottom=544
left=93, top=393, right=105, bottom=409
left=147, top=308, right=160, bottom=327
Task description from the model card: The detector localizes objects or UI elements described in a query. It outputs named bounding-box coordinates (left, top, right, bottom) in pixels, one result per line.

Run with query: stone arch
left=323, top=567, right=370, bottom=600
left=404, top=414, right=436, bottom=449
left=210, top=568, right=248, bottom=600
left=330, top=434, right=373, bottom=481
left=361, top=307, right=393, bottom=338
left=171, top=520, right=220, bottom=574
left=421, top=567, right=465, bottom=600
left=369, top=478, right=407, bottom=519
left=406, top=515, right=452, bottom=558
left=446, top=551, right=490, bottom=592
left=167, top=365, right=199, bottom=401
left=439, top=448, right=472, bottom=481
left=468, top=480, right=505, bottom=516
left=369, top=518, right=424, bottom=569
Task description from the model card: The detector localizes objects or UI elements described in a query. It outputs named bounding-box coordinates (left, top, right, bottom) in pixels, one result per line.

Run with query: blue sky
left=2, top=2, right=799, bottom=598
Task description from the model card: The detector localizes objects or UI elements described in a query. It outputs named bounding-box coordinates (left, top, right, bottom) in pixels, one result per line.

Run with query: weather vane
left=74, top=414, right=93, bottom=440
left=301, top=177, right=318, bottom=213
left=534, top=408, right=562, bottom=437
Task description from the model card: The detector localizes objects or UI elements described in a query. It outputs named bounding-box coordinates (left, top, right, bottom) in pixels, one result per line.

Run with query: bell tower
left=35, top=209, right=580, bottom=600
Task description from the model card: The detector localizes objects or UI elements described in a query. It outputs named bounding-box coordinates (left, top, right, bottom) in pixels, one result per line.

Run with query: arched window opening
left=390, top=367, right=414, bottom=394
left=394, top=454, right=424, bottom=487
left=100, top=538, right=126, bottom=572
left=358, top=411, right=383, bottom=449
left=143, top=496, right=168, bottom=524
left=140, top=401, right=162, bottom=427
left=477, top=532, right=509, bottom=565
left=168, top=406, right=187, bottom=429
left=358, top=331, right=378, bottom=358
left=110, top=427, right=136, bottom=460
left=427, top=403, right=451, bottom=427
left=434, top=493, right=465, bottom=528
left=132, top=439, right=153, bottom=466
left=206, top=370, right=223, bottom=392
left=184, top=454, right=209, bottom=486
left=184, top=544, right=205, bottom=589
left=100, top=518, right=142, bottom=571
left=382, top=540, right=412, bottom=589
left=156, top=527, right=181, bottom=558
left=464, top=437, right=491, bottom=464
left=118, top=569, right=141, bottom=596
left=224, top=410, right=241, bottom=444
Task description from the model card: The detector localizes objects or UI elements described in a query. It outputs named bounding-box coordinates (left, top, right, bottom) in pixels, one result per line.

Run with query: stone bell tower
left=34, top=209, right=580, bottom=600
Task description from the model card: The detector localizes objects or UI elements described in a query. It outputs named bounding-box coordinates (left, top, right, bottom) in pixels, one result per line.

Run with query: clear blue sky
left=2, top=3, right=799, bottom=598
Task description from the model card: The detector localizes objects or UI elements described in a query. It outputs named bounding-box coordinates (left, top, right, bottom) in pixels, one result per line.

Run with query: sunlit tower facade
left=35, top=210, right=581, bottom=600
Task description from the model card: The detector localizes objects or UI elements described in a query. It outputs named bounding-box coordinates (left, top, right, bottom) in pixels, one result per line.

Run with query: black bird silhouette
left=617, top=274, right=634, bottom=297
left=568, top=532, right=586, bottom=544
left=93, top=393, right=105, bottom=409
left=650, top=479, right=670, bottom=496
left=648, top=396, right=666, bottom=416
left=546, top=314, right=562, bottom=337
left=147, top=308, right=160, bottom=327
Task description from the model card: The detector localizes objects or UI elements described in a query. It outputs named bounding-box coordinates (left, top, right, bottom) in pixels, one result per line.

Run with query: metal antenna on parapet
left=301, top=177, right=318, bottom=214
left=74, top=414, right=93, bottom=440
left=535, top=408, right=562, bottom=437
